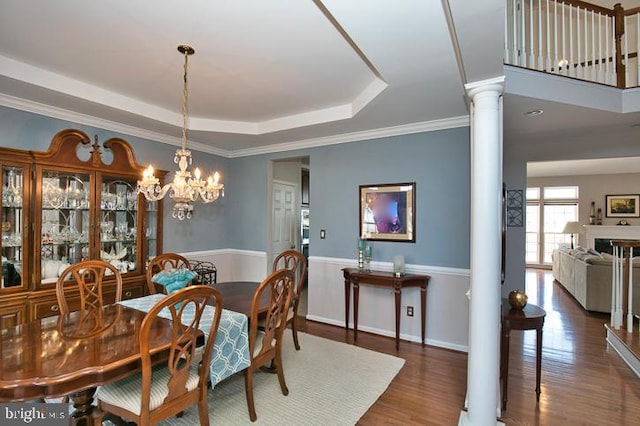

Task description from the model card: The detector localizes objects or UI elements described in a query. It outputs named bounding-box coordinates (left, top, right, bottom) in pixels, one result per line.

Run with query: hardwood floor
left=297, top=270, right=640, bottom=425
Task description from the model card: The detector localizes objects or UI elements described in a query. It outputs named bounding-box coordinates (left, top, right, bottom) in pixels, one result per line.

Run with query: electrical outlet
left=407, top=306, right=414, bottom=317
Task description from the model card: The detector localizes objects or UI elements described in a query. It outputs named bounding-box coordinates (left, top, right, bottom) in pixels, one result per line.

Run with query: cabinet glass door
left=40, top=171, right=91, bottom=284
left=100, top=177, right=138, bottom=275
left=1, top=165, right=26, bottom=289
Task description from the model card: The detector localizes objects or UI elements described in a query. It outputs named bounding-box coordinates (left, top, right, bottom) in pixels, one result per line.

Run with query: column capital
left=465, top=76, right=505, bottom=100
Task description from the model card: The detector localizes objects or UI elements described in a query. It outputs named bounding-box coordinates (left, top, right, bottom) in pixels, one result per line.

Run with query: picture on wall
left=606, top=194, right=640, bottom=218
left=359, top=182, right=415, bottom=242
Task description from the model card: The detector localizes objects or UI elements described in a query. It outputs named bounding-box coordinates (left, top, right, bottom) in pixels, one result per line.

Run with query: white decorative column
left=459, top=76, right=505, bottom=426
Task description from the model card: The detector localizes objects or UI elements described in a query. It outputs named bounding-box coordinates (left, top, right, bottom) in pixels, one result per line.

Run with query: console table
left=500, top=300, right=546, bottom=410
left=342, top=268, right=430, bottom=350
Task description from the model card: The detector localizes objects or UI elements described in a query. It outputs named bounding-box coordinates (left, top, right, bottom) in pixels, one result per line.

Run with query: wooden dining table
left=0, top=304, right=182, bottom=425
left=210, top=281, right=269, bottom=316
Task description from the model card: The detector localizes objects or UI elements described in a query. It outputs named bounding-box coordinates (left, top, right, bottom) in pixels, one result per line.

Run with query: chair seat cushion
left=96, top=365, right=200, bottom=415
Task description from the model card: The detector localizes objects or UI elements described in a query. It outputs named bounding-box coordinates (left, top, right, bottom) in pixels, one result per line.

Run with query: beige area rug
left=159, top=332, right=405, bottom=425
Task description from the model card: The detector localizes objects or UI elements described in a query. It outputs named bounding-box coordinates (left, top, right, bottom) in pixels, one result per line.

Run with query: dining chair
left=272, top=250, right=307, bottom=350
left=96, top=285, right=223, bottom=426
left=245, top=268, right=295, bottom=422
left=55, top=260, right=123, bottom=314
left=146, top=253, right=192, bottom=294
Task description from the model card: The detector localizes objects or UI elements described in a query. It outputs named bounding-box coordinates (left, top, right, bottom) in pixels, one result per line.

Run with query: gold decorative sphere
left=508, top=290, right=528, bottom=310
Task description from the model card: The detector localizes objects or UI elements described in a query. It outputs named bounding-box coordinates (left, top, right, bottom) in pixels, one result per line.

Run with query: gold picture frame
left=359, top=182, right=415, bottom=242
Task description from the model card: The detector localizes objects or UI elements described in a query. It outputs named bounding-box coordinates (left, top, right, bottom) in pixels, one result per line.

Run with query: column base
left=458, top=410, right=505, bottom=426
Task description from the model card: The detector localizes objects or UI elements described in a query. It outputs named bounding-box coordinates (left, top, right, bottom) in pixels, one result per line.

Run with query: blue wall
left=307, top=129, right=470, bottom=268
left=227, top=127, right=471, bottom=269
left=0, top=106, right=470, bottom=268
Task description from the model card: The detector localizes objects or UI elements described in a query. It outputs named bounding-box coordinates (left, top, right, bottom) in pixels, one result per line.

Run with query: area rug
left=159, top=332, right=405, bottom=425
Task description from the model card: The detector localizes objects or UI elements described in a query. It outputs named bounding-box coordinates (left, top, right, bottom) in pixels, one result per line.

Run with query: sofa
left=551, top=247, right=640, bottom=313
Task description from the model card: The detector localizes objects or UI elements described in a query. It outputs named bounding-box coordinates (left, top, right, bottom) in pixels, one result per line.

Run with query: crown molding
left=229, top=115, right=470, bottom=157
left=0, top=93, right=231, bottom=157
left=0, top=92, right=469, bottom=159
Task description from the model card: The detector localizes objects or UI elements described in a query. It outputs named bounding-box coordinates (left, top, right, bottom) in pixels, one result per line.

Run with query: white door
left=271, top=181, right=298, bottom=263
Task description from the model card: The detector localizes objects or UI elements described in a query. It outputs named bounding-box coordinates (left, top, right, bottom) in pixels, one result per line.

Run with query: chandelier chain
left=181, top=49, right=189, bottom=152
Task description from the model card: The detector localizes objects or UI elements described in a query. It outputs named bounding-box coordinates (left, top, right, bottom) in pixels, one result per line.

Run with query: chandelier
left=137, top=44, right=224, bottom=220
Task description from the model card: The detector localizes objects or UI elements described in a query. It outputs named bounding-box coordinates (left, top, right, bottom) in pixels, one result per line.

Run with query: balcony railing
left=505, top=0, right=640, bottom=88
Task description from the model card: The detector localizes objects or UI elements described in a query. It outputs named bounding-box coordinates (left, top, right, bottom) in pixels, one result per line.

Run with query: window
left=526, top=186, right=579, bottom=265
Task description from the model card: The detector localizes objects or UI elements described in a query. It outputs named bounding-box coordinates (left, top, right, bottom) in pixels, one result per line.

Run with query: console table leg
left=501, top=324, right=510, bottom=411
left=536, top=327, right=543, bottom=402
left=344, top=280, right=350, bottom=331
left=395, top=287, right=401, bottom=350
left=353, top=283, right=360, bottom=342
left=420, top=285, right=426, bottom=345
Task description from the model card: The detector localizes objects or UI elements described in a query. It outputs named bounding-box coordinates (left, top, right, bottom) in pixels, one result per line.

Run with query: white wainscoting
left=178, top=250, right=470, bottom=352
left=178, top=249, right=268, bottom=282
left=307, top=256, right=471, bottom=352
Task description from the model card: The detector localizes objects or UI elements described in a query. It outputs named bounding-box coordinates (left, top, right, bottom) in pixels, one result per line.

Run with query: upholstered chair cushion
left=96, top=364, right=199, bottom=416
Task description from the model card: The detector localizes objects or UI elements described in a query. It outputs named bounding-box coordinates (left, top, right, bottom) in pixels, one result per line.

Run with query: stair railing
left=505, top=0, right=640, bottom=88
left=611, top=240, right=640, bottom=332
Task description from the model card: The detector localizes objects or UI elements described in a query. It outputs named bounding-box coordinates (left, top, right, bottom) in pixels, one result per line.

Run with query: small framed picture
left=606, top=194, right=640, bottom=218
left=359, top=182, right=415, bottom=242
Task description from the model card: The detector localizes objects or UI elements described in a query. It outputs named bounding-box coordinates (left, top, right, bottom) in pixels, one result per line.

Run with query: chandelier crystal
left=137, top=44, right=224, bottom=220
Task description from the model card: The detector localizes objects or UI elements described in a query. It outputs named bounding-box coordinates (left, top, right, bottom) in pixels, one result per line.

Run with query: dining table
left=209, top=281, right=269, bottom=316
left=0, top=304, right=180, bottom=424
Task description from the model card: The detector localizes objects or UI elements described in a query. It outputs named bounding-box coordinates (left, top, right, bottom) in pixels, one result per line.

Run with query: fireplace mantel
left=584, top=225, right=640, bottom=249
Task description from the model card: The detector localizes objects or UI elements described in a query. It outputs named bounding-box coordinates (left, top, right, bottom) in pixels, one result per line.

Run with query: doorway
left=269, top=157, right=310, bottom=316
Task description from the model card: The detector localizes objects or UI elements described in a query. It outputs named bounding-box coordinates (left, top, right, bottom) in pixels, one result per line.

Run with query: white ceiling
left=0, top=0, right=504, bottom=156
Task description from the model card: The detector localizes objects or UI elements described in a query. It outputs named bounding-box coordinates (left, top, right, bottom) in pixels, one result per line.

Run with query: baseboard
left=606, top=328, right=640, bottom=378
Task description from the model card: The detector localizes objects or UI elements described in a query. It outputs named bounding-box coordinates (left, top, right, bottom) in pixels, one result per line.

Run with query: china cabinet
left=0, top=129, right=165, bottom=324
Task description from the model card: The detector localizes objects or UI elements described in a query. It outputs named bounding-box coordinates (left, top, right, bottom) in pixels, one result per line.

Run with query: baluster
left=538, top=0, right=543, bottom=70
left=625, top=15, right=629, bottom=86
left=628, top=247, right=634, bottom=333
left=605, top=15, right=610, bottom=84
left=636, top=14, right=639, bottom=87
left=513, top=0, right=519, bottom=64
left=591, top=10, right=596, bottom=82
left=529, top=0, right=535, bottom=67
left=504, top=0, right=510, bottom=63
left=577, top=6, right=582, bottom=79
left=569, top=4, right=574, bottom=77
left=521, top=0, right=527, bottom=67
left=560, top=2, right=565, bottom=74
left=584, top=7, right=589, bottom=80
left=612, top=244, right=623, bottom=329
left=597, top=13, right=603, bottom=83
left=546, top=0, right=551, bottom=71
left=553, top=0, right=558, bottom=73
